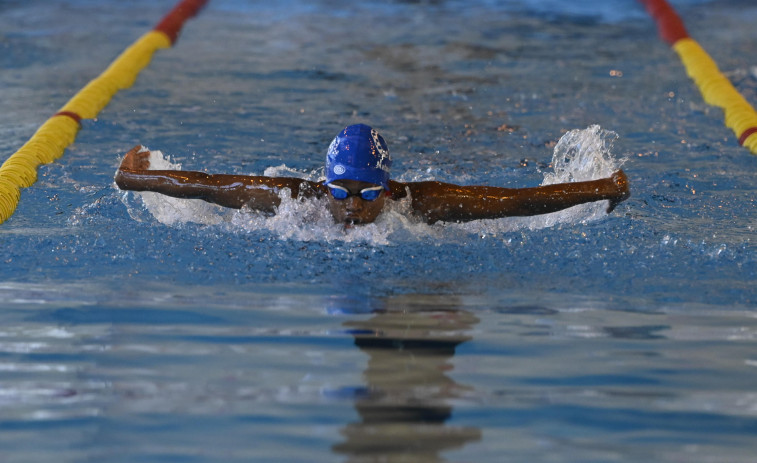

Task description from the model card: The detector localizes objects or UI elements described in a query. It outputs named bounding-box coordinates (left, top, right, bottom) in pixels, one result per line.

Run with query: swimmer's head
left=325, top=124, right=392, bottom=190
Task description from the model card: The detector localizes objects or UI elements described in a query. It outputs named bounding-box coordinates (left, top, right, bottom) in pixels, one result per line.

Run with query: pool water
left=1, top=0, right=756, bottom=462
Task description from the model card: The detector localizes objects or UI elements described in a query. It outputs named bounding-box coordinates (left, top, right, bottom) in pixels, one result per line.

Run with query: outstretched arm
left=396, top=170, right=630, bottom=224
left=114, top=145, right=324, bottom=211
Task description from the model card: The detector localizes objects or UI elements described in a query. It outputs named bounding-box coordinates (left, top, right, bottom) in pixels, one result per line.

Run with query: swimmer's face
left=326, top=179, right=387, bottom=226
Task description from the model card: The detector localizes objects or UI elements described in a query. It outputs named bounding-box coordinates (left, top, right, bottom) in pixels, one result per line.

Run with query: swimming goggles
left=327, top=183, right=384, bottom=201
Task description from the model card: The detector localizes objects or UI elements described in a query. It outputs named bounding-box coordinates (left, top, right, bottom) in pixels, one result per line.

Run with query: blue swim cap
left=325, top=124, right=392, bottom=190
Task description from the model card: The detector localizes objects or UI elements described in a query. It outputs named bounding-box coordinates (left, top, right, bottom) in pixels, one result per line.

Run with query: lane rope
left=638, top=0, right=757, bottom=154
left=0, top=0, right=209, bottom=224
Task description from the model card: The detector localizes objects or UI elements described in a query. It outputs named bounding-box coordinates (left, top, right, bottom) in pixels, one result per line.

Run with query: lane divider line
left=0, top=0, right=209, bottom=224
left=639, top=0, right=757, bottom=155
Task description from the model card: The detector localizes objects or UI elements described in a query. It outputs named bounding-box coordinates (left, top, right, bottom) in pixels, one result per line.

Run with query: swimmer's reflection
left=333, top=296, right=482, bottom=462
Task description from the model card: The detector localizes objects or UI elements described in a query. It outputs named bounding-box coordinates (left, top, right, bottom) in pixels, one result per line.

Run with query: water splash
left=120, top=125, right=625, bottom=243
left=120, top=150, right=231, bottom=226
left=544, top=124, right=620, bottom=184
left=448, top=125, right=624, bottom=236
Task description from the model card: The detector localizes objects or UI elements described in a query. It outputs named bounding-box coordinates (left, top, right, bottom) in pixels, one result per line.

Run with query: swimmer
left=115, top=123, right=630, bottom=226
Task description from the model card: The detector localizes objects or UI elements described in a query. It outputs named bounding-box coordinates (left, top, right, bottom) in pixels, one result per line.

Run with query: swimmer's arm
left=399, top=170, right=630, bottom=224
left=114, top=145, right=324, bottom=211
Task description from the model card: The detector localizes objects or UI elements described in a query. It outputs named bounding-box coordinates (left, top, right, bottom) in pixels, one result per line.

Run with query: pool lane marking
left=0, top=0, right=209, bottom=225
left=639, top=0, right=757, bottom=155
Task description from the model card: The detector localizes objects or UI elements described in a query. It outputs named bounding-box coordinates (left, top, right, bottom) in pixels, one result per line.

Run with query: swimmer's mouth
left=343, top=213, right=362, bottom=223
left=343, top=215, right=369, bottom=226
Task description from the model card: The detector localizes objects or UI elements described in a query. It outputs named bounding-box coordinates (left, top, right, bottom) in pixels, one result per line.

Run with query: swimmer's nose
left=344, top=196, right=363, bottom=211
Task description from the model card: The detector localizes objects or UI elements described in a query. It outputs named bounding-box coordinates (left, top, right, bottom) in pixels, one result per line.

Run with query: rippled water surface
left=1, top=0, right=756, bottom=462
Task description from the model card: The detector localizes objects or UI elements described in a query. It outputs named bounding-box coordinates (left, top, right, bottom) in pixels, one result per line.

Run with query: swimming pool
left=1, top=0, right=756, bottom=461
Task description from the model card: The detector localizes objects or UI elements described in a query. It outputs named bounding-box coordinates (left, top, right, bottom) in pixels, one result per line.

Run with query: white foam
left=121, top=125, right=625, bottom=242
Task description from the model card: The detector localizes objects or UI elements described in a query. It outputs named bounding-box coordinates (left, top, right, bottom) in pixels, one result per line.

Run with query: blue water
left=2, top=0, right=757, bottom=462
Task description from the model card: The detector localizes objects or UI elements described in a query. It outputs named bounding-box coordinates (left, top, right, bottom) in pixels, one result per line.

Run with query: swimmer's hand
left=118, top=145, right=151, bottom=172
left=606, top=170, right=630, bottom=213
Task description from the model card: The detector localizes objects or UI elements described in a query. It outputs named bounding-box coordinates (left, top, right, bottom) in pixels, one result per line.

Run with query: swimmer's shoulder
left=295, top=178, right=328, bottom=198
left=387, top=179, right=408, bottom=200
left=388, top=179, right=456, bottom=201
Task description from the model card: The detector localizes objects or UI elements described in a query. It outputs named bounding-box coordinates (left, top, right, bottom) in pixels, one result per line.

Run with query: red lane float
left=156, top=0, right=210, bottom=43
left=638, top=0, right=689, bottom=45
left=0, top=0, right=210, bottom=224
